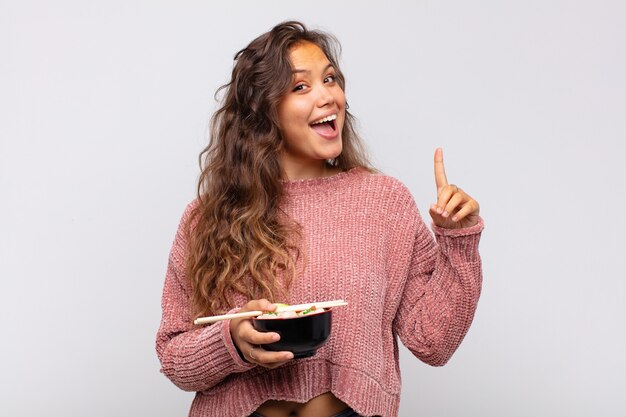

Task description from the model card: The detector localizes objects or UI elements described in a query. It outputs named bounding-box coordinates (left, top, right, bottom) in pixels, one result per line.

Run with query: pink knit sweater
left=156, top=168, right=483, bottom=417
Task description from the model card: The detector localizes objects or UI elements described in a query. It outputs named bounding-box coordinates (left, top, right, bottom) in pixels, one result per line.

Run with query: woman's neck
left=280, top=160, right=340, bottom=181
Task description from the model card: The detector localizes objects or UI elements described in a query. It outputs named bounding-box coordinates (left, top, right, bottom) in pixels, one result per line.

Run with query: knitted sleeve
left=155, top=204, right=256, bottom=392
left=392, top=195, right=484, bottom=366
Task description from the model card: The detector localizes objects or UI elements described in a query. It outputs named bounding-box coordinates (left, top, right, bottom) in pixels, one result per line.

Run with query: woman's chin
left=325, top=143, right=343, bottom=161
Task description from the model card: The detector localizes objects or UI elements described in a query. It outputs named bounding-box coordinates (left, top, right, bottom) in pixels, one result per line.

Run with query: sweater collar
left=281, top=167, right=364, bottom=194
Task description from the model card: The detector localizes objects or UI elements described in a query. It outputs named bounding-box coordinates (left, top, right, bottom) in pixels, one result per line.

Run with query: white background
left=1, top=1, right=625, bottom=416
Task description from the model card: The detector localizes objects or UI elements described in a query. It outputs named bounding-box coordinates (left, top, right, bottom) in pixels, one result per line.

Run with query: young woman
left=156, top=21, right=483, bottom=417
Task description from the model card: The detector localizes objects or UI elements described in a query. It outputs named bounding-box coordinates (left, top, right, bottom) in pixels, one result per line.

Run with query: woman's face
left=277, top=41, right=346, bottom=180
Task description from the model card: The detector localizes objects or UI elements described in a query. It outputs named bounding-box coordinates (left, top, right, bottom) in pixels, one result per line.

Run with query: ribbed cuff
left=218, top=307, right=257, bottom=371
left=431, top=216, right=484, bottom=237
left=432, top=217, right=484, bottom=264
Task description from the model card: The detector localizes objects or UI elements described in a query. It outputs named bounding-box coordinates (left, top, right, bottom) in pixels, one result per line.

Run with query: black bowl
left=252, top=309, right=332, bottom=358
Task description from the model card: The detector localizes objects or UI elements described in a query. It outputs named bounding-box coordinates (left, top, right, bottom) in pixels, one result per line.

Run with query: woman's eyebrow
left=292, top=63, right=334, bottom=74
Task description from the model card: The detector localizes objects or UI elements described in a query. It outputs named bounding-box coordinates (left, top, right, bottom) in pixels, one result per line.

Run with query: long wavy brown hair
left=186, top=21, right=372, bottom=319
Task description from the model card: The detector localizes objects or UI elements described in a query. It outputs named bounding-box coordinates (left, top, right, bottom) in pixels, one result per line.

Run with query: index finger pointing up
left=434, top=147, right=448, bottom=190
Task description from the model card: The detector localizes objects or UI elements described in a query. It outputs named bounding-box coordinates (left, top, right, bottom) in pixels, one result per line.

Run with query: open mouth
left=309, top=114, right=337, bottom=137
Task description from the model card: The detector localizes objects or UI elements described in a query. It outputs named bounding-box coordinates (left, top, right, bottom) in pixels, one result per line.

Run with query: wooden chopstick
left=193, top=299, right=348, bottom=325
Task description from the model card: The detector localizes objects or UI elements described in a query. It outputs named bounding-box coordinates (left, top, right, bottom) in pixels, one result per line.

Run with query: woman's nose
left=316, top=85, right=335, bottom=107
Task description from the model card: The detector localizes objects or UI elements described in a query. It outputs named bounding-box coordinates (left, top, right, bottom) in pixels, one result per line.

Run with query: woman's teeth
left=310, top=114, right=337, bottom=125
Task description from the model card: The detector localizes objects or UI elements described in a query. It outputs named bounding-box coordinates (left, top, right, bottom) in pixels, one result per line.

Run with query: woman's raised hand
left=229, top=299, right=294, bottom=368
left=429, top=148, right=480, bottom=229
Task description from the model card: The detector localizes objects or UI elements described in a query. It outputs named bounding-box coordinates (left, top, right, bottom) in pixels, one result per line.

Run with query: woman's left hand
left=429, top=148, right=480, bottom=229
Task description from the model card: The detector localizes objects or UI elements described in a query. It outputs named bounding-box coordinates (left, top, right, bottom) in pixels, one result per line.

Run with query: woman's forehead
left=288, top=42, right=331, bottom=72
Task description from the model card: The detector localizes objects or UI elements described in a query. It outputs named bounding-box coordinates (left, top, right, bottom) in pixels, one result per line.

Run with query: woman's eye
left=324, top=75, right=336, bottom=83
left=292, top=84, right=306, bottom=92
